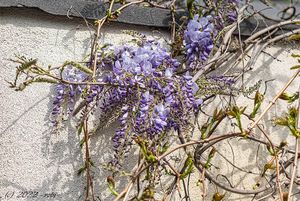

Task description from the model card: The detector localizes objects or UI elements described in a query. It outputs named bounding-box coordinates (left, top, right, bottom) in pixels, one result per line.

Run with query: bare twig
left=287, top=86, right=300, bottom=200
left=248, top=68, right=300, bottom=132
left=83, top=116, right=95, bottom=201
left=114, top=159, right=145, bottom=201
left=288, top=138, right=299, bottom=200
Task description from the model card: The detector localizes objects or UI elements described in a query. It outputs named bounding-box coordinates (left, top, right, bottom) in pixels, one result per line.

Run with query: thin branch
left=288, top=86, right=300, bottom=200
left=248, top=68, right=300, bottom=132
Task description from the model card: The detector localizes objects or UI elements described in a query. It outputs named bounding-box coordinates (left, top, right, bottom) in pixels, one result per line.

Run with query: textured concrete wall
left=1, top=7, right=300, bottom=201
left=0, top=8, right=168, bottom=201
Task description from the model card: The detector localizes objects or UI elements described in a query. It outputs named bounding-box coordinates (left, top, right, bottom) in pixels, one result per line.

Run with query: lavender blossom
left=51, top=66, right=88, bottom=127
left=135, top=91, right=153, bottom=133
left=215, top=0, right=239, bottom=25
left=93, top=41, right=202, bottom=164
left=184, top=15, right=216, bottom=68
left=184, top=0, right=239, bottom=68
left=51, top=39, right=202, bottom=167
left=152, top=103, right=170, bottom=133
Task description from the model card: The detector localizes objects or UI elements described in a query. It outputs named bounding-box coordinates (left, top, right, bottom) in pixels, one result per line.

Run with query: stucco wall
left=0, top=8, right=169, bottom=201
left=1, top=7, right=300, bottom=201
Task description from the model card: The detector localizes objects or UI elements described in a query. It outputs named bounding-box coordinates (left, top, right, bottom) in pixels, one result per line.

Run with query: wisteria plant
left=8, top=0, right=300, bottom=200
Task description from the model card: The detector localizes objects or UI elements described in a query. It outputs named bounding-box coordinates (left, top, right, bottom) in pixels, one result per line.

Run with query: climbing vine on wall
left=8, top=0, right=300, bottom=200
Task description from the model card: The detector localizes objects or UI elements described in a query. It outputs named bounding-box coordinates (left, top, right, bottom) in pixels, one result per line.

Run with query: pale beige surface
left=0, top=8, right=167, bottom=201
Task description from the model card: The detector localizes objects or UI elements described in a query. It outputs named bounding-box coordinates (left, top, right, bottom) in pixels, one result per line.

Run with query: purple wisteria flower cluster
left=184, top=15, right=216, bottom=68
left=51, top=40, right=202, bottom=167
left=213, top=0, right=239, bottom=28
left=49, top=0, right=240, bottom=167
left=184, top=0, right=239, bottom=69
left=96, top=41, right=202, bottom=165
left=51, top=66, right=87, bottom=127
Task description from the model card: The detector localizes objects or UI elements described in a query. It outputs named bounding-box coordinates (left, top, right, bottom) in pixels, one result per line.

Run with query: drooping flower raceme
left=93, top=41, right=202, bottom=166
left=184, top=15, right=216, bottom=68
left=214, top=0, right=239, bottom=27
left=51, top=66, right=88, bottom=127
left=184, top=0, right=239, bottom=69
left=50, top=39, right=202, bottom=167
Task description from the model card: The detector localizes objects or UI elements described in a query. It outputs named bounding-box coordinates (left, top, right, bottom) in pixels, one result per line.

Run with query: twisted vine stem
left=8, top=0, right=300, bottom=200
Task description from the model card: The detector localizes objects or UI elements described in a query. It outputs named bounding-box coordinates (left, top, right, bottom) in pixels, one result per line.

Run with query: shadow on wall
left=0, top=87, right=122, bottom=201
left=200, top=42, right=300, bottom=200
left=2, top=6, right=300, bottom=201
left=0, top=7, right=165, bottom=201
left=0, top=7, right=165, bottom=58
left=0, top=89, right=85, bottom=201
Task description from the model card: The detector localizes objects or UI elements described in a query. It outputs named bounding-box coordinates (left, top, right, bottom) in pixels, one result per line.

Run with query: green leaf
left=180, top=156, right=194, bottom=179
left=89, top=160, right=96, bottom=167
left=228, top=106, right=246, bottom=133
left=64, top=61, right=93, bottom=75
left=290, top=65, right=300, bottom=70
left=159, top=142, right=169, bottom=154
left=254, top=91, right=264, bottom=105
left=213, top=192, right=225, bottom=201
left=187, top=0, right=195, bottom=17
left=17, top=58, right=37, bottom=72
left=77, top=165, right=86, bottom=176
left=204, top=147, right=216, bottom=169
left=288, top=93, right=299, bottom=103
left=136, top=137, right=157, bottom=163
left=107, top=176, right=119, bottom=196
left=250, top=91, right=264, bottom=118
left=273, top=117, right=288, bottom=126
left=33, top=77, right=59, bottom=84
left=291, top=53, right=300, bottom=58
left=279, top=92, right=299, bottom=103
left=273, top=107, right=300, bottom=137
left=266, top=144, right=275, bottom=156
left=279, top=92, right=291, bottom=100
left=288, top=107, right=298, bottom=119
left=79, top=138, right=85, bottom=148
left=77, top=122, right=84, bottom=135
left=279, top=141, right=288, bottom=149
left=288, top=34, right=300, bottom=41
left=261, top=162, right=275, bottom=176
left=200, top=123, right=209, bottom=139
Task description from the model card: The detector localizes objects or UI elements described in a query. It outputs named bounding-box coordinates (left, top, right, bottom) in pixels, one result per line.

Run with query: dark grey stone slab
left=251, top=1, right=300, bottom=21
left=1, top=0, right=300, bottom=35
left=0, top=0, right=182, bottom=27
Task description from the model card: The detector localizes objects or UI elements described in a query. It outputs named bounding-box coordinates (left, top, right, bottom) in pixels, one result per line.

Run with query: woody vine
left=8, top=0, right=300, bottom=200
